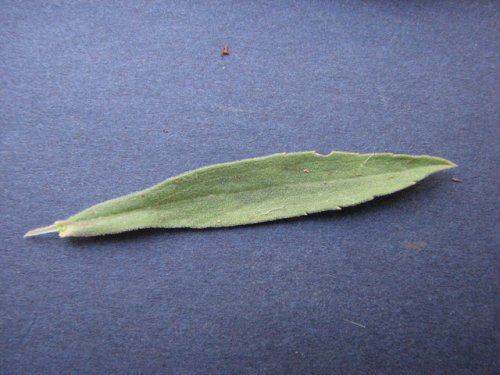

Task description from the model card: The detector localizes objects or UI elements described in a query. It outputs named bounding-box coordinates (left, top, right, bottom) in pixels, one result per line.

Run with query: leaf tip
left=440, top=158, right=458, bottom=170
left=419, top=155, right=457, bottom=170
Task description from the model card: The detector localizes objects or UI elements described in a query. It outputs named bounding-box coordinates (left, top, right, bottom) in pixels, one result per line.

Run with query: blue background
left=1, top=1, right=498, bottom=374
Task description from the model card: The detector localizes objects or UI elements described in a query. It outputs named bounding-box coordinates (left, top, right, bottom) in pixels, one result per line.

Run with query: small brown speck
left=452, top=177, right=462, bottom=183
left=221, top=45, right=229, bottom=56
left=303, top=168, right=310, bottom=173
left=404, top=241, right=427, bottom=251
left=162, top=128, right=168, bottom=134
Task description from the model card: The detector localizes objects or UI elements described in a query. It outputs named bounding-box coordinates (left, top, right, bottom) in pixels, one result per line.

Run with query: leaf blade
left=26, top=152, right=456, bottom=237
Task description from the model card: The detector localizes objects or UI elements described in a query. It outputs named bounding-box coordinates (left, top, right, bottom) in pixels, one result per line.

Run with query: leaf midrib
left=152, top=166, right=424, bottom=207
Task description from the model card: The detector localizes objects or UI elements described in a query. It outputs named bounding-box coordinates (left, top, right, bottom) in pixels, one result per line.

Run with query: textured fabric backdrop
left=1, top=1, right=498, bottom=374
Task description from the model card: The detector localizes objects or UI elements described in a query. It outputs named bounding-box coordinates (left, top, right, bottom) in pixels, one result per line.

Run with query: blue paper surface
left=1, top=1, right=498, bottom=374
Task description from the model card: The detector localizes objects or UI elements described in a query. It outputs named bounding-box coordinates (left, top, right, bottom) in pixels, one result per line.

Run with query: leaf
left=25, top=151, right=456, bottom=238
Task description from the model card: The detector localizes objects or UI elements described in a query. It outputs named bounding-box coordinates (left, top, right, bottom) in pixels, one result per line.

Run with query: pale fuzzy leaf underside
left=25, top=151, right=456, bottom=237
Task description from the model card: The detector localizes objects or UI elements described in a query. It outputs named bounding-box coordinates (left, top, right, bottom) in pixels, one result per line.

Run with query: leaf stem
left=24, top=224, right=59, bottom=237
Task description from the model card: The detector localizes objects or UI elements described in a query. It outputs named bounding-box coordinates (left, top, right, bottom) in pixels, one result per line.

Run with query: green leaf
left=25, top=151, right=456, bottom=238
